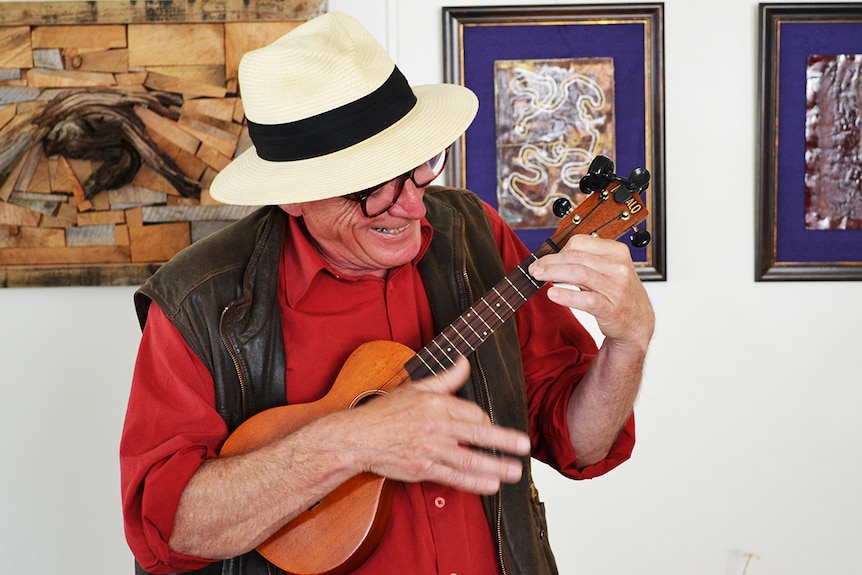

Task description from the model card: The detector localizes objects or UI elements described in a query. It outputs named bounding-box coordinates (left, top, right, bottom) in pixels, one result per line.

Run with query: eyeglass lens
left=361, top=149, right=448, bottom=217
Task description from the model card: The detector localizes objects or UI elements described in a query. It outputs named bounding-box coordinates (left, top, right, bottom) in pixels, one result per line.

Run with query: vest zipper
left=456, top=235, right=509, bottom=575
left=219, top=305, right=248, bottom=419
left=476, top=355, right=508, bottom=575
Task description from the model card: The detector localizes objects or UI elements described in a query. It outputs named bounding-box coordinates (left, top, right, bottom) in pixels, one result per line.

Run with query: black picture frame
left=756, top=3, right=862, bottom=281
left=443, top=4, right=666, bottom=280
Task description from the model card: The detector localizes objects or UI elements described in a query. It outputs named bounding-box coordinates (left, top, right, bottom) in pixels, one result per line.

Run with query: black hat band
left=247, top=66, right=417, bottom=162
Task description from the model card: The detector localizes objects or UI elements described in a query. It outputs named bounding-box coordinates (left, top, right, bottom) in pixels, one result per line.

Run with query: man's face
left=280, top=179, right=427, bottom=278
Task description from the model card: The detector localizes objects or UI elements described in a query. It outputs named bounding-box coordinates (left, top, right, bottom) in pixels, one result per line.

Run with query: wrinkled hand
left=345, top=357, right=530, bottom=495
left=528, top=234, right=654, bottom=347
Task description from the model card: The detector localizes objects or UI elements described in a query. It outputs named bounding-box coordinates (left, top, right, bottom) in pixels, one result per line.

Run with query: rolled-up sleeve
left=482, top=203, right=635, bottom=479
left=120, top=304, right=226, bottom=573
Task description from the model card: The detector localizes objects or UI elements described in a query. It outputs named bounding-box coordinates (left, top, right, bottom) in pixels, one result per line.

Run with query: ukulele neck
left=404, top=239, right=559, bottom=380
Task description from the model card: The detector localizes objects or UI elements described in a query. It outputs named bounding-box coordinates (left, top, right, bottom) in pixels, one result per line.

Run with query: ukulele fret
left=492, top=287, right=518, bottom=314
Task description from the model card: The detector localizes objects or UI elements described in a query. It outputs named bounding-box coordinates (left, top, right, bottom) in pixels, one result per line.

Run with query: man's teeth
left=373, top=224, right=409, bottom=234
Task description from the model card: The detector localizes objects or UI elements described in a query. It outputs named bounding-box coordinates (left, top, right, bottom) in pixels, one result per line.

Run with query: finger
left=431, top=451, right=525, bottom=495
left=412, top=356, right=471, bottom=395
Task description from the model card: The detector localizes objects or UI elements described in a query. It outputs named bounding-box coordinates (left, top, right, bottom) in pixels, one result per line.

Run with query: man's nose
left=389, top=179, right=427, bottom=217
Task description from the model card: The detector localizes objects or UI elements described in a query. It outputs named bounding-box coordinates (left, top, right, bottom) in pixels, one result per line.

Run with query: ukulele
left=219, top=155, right=651, bottom=575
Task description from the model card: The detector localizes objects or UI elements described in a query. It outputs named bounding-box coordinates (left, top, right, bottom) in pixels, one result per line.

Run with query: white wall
left=2, top=0, right=860, bottom=573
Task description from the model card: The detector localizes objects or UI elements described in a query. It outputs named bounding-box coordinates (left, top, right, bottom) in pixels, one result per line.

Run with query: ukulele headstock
left=549, top=155, right=651, bottom=249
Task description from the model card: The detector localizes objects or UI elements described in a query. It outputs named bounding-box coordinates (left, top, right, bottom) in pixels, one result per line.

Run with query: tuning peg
left=579, top=155, right=616, bottom=194
left=589, top=155, right=615, bottom=178
left=629, top=227, right=651, bottom=248
left=626, top=167, right=650, bottom=191
left=552, top=197, right=573, bottom=217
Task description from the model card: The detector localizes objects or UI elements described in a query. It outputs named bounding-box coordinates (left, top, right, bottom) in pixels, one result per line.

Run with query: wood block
left=232, top=97, right=245, bottom=124
left=115, top=71, right=148, bottom=86
left=148, top=65, right=225, bottom=90
left=0, top=200, right=41, bottom=226
left=7, top=195, right=60, bottom=217
left=198, top=178, right=222, bottom=206
left=0, top=150, right=27, bottom=202
left=33, top=48, right=64, bottom=70
left=26, top=68, right=117, bottom=88
left=0, top=26, right=33, bottom=68
left=90, top=190, right=111, bottom=210
left=144, top=131, right=208, bottom=183
left=182, top=97, right=238, bottom=123
left=107, top=185, right=167, bottom=209
left=142, top=204, right=256, bottom=223
left=0, top=86, right=41, bottom=105
left=224, top=21, right=300, bottom=80
left=14, top=99, right=48, bottom=114
left=0, top=224, right=65, bottom=249
left=61, top=157, right=95, bottom=189
left=125, top=206, right=143, bottom=228
left=178, top=111, right=239, bottom=158
left=131, top=163, right=181, bottom=196
left=196, top=143, right=232, bottom=172
left=144, top=70, right=226, bottom=99
left=49, top=155, right=74, bottom=192
left=114, top=224, right=130, bottom=246
left=0, top=68, right=22, bottom=81
left=58, top=155, right=94, bottom=212
left=180, top=107, right=242, bottom=137
left=166, top=195, right=198, bottom=207
left=0, top=1, right=324, bottom=27
left=66, top=223, right=115, bottom=246
left=13, top=144, right=43, bottom=193
left=235, top=125, right=252, bottom=158
left=9, top=190, right=68, bottom=203
left=78, top=209, right=126, bottom=226
left=128, top=23, right=224, bottom=67
left=39, top=201, right=78, bottom=228
left=27, top=150, right=53, bottom=193
left=64, top=47, right=129, bottom=73
left=134, top=104, right=201, bottom=156
left=0, top=103, right=17, bottom=131
left=31, top=25, right=127, bottom=50
left=129, top=222, right=190, bottom=262
left=0, top=245, right=130, bottom=265
left=172, top=148, right=208, bottom=182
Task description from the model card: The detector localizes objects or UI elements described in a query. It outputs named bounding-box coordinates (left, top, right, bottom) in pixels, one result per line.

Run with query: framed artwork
left=757, top=4, right=862, bottom=281
left=0, top=0, right=323, bottom=287
left=443, top=4, right=666, bottom=280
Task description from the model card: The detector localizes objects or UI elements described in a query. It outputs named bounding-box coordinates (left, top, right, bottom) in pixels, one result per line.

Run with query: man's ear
left=279, top=204, right=302, bottom=217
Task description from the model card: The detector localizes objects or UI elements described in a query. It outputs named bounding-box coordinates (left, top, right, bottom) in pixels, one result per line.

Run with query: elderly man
left=121, top=12, right=653, bottom=575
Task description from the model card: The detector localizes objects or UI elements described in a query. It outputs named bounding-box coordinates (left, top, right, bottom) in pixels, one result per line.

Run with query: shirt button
left=434, top=496, right=446, bottom=508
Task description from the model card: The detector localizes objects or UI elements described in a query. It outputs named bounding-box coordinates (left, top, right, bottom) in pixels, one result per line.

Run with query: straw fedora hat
left=210, top=12, right=479, bottom=206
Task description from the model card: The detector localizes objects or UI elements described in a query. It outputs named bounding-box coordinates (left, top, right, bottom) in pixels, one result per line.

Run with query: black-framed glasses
left=344, top=148, right=449, bottom=217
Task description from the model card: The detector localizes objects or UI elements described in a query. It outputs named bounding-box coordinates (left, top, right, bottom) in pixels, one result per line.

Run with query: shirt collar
left=281, top=215, right=434, bottom=307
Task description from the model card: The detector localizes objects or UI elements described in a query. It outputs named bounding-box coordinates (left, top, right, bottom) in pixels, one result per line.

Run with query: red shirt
left=120, top=205, right=635, bottom=574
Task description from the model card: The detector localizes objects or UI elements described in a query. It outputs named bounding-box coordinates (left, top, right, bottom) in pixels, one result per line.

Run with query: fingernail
left=529, top=263, right=542, bottom=278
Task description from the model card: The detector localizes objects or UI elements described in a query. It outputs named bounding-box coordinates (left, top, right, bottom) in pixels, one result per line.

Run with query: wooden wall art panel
left=0, top=0, right=325, bottom=287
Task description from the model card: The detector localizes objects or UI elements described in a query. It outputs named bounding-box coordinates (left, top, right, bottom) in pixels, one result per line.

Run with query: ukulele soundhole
left=350, top=389, right=389, bottom=409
